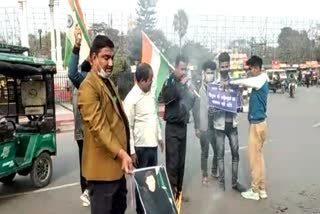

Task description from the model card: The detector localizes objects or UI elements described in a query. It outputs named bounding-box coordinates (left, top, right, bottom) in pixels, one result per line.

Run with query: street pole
left=17, top=0, right=29, bottom=55
left=38, top=29, right=42, bottom=49
left=49, top=0, right=56, bottom=62
left=55, top=0, right=63, bottom=71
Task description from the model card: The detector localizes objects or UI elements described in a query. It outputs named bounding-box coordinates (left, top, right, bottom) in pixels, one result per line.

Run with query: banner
left=134, top=166, right=177, bottom=214
left=207, top=83, right=242, bottom=113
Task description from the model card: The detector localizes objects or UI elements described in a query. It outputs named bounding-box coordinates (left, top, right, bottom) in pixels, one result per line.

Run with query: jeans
left=88, top=177, right=127, bottom=214
left=215, top=122, right=240, bottom=187
left=135, top=147, right=158, bottom=214
left=76, top=140, right=87, bottom=193
left=200, top=129, right=217, bottom=177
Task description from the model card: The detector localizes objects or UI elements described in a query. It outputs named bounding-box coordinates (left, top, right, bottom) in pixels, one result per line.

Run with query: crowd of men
left=68, top=25, right=270, bottom=214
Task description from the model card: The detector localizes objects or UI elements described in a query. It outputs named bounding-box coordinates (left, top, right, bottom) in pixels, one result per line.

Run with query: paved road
left=1, top=87, right=320, bottom=214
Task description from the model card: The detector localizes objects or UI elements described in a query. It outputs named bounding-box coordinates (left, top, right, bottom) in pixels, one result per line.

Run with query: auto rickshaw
left=266, top=69, right=287, bottom=93
left=0, top=52, right=56, bottom=188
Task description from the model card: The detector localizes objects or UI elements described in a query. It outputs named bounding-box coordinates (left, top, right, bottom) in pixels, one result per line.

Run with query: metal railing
left=53, top=71, right=135, bottom=104
left=54, top=72, right=72, bottom=104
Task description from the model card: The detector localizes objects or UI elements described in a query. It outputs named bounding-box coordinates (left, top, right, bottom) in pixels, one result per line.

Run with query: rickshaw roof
left=0, top=53, right=56, bottom=77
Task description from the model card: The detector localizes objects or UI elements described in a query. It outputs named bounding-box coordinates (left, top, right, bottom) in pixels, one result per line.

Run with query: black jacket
left=162, top=74, right=195, bottom=124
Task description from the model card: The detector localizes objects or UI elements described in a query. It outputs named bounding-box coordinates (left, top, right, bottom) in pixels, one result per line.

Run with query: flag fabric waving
left=63, top=0, right=91, bottom=68
left=141, top=31, right=173, bottom=101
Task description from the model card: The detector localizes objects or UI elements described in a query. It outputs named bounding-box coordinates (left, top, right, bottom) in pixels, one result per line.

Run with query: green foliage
left=136, top=0, right=157, bottom=33
left=173, top=9, right=189, bottom=50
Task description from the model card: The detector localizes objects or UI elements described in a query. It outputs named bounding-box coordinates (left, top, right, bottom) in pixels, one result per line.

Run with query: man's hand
left=74, top=24, right=82, bottom=48
left=158, top=140, right=164, bottom=153
left=118, top=149, right=133, bottom=174
left=131, top=154, right=138, bottom=168
left=195, top=129, right=201, bottom=139
left=180, top=76, right=190, bottom=85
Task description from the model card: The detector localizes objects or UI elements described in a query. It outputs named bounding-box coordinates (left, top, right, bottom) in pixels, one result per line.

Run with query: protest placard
left=207, top=83, right=242, bottom=113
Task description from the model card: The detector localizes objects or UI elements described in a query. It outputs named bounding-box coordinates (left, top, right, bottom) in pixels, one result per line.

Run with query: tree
left=136, top=0, right=157, bottom=33
left=127, top=28, right=142, bottom=64
left=89, top=22, right=130, bottom=74
left=278, top=27, right=312, bottom=63
left=228, top=39, right=251, bottom=55
left=89, top=22, right=120, bottom=45
left=127, top=28, right=171, bottom=64
left=149, top=29, right=171, bottom=53
left=173, top=9, right=189, bottom=51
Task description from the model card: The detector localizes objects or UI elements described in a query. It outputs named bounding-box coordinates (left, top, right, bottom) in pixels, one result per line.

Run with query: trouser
left=135, top=147, right=158, bottom=214
left=165, top=122, right=187, bottom=197
left=76, top=140, right=87, bottom=193
left=200, top=129, right=217, bottom=177
left=248, top=121, right=267, bottom=192
left=215, top=123, right=240, bottom=187
left=88, top=177, right=127, bottom=214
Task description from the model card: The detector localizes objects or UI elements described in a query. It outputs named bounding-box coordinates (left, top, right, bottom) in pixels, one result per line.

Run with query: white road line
left=312, top=122, right=320, bottom=128
left=0, top=182, right=79, bottom=199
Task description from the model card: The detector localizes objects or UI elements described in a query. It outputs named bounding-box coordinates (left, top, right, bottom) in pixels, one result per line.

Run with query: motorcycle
left=281, top=80, right=287, bottom=94
left=289, top=82, right=296, bottom=98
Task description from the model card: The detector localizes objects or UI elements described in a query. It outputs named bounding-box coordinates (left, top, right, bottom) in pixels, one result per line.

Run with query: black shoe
left=219, top=183, right=226, bottom=191
left=232, top=182, right=246, bottom=192
left=211, top=172, right=219, bottom=179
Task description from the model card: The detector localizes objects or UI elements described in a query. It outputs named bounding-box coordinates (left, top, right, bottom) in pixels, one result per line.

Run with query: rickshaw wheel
left=30, top=153, right=52, bottom=188
left=0, top=173, right=16, bottom=184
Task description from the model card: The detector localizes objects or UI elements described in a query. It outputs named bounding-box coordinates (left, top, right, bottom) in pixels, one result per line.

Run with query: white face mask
left=205, top=74, right=214, bottom=83
left=98, top=68, right=111, bottom=79
left=97, top=62, right=111, bottom=79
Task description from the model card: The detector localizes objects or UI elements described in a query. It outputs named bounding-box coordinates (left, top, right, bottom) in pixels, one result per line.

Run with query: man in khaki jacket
left=78, top=35, right=133, bottom=214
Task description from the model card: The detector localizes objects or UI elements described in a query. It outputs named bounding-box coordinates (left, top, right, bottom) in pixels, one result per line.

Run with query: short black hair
left=175, top=54, right=189, bottom=67
left=246, top=55, right=263, bottom=69
left=202, top=60, right=216, bottom=71
left=218, top=52, right=230, bottom=63
left=90, top=35, right=114, bottom=57
left=135, top=63, right=152, bottom=82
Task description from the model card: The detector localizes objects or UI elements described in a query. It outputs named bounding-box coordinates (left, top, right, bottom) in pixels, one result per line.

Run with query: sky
left=1, top=0, right=320, bottom=18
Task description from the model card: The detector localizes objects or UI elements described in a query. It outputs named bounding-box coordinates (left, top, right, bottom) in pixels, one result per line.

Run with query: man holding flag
left=68, top=24, right=91, bottom=207
left=65, top=0, right=92, bottom=207
left=162, top=55, right=196, bottom=206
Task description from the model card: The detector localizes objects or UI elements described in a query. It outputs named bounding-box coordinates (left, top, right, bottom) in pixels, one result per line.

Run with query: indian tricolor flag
left=141, top=31, right=173, bottom=101
left=63, top=0, right=91, bottom=68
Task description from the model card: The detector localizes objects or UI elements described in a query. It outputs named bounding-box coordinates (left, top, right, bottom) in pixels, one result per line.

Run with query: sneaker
left=219, top=183, right=226, bottom=192
left=241, top=189, right=260, bottom=201
left=211, top=173, right=219, bottom=179
left=80, top=189, right=90, bottom=207
left=202, top=177, right=209, bottom=187
left=259, top=190, right=268, bottom=199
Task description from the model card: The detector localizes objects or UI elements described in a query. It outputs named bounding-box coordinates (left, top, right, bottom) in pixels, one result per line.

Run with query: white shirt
left=230, top=73, right=269, bottom=89
left=124, top=85, right=162, bottom=155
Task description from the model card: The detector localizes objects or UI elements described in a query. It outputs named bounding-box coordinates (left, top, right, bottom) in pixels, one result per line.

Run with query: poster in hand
left=133, top=166, right=177, bottom=214
left=207, top=82, right=242, bottom=113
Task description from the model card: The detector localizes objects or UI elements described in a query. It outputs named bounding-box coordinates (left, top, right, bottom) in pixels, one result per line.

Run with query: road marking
left=312, top=122, right=320, bottom=128
left=0, top=182, right=79, bottom=199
